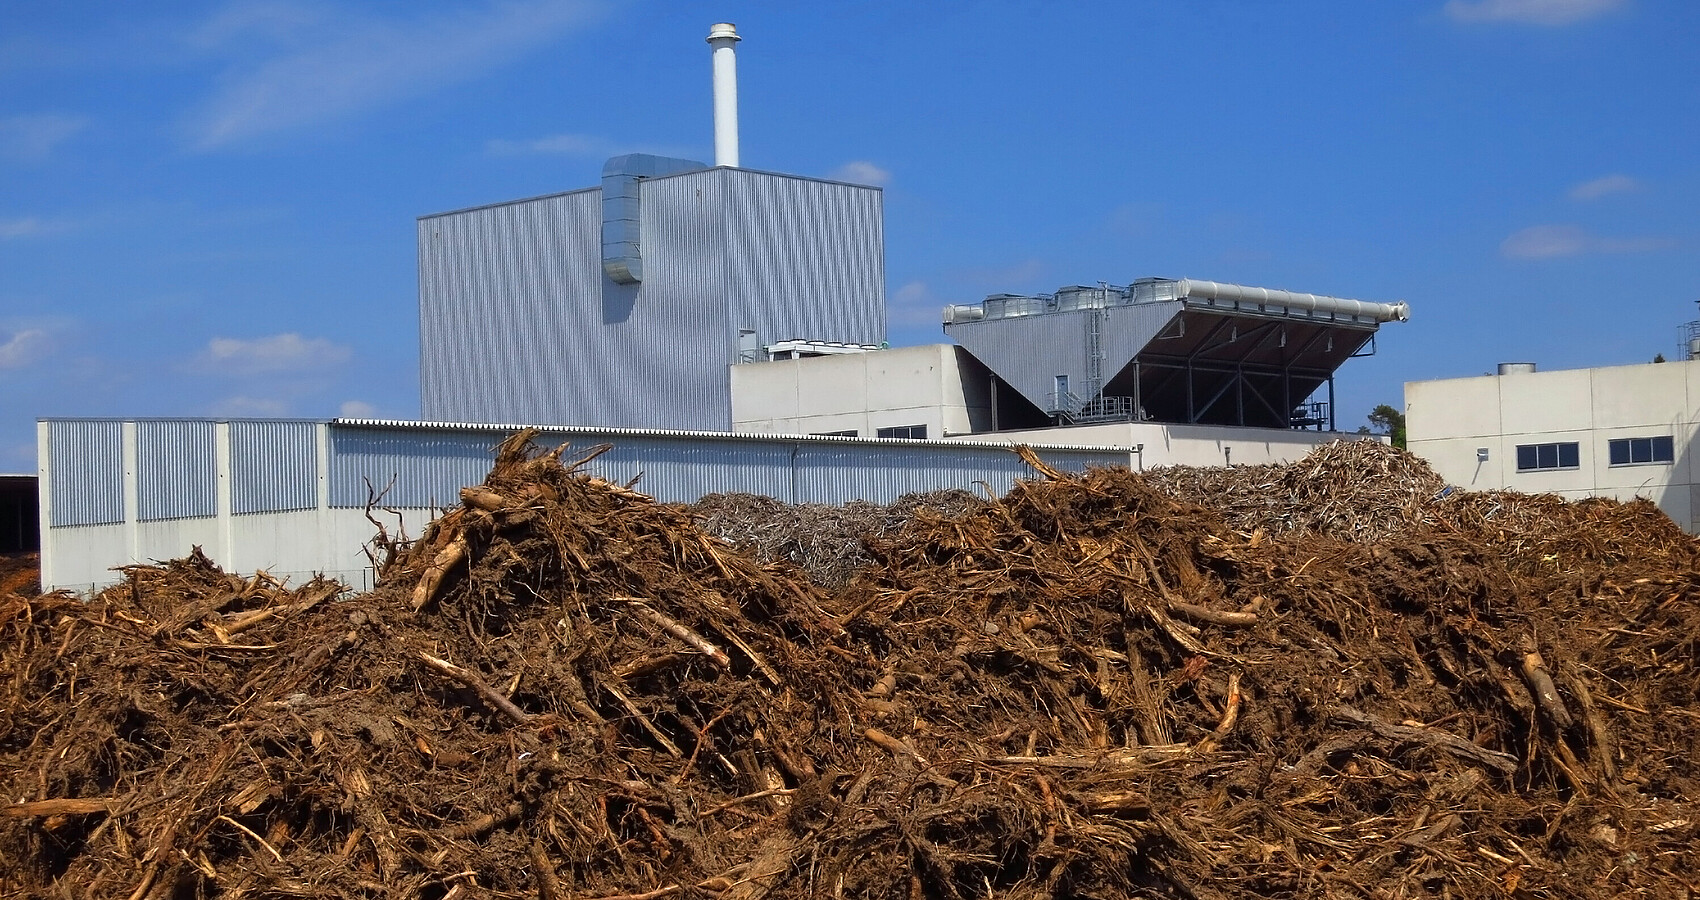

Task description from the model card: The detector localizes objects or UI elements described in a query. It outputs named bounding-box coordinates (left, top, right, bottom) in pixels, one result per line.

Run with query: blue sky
left=3, top=0, right=1696, bottom=472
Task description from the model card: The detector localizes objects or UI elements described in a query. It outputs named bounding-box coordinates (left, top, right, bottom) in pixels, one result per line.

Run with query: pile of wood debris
left=3, top=433, right=1696, bottom=899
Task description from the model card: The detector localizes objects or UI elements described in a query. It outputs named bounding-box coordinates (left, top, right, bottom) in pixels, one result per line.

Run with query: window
left=1515, top=441, right=1579, bottom=472
left=1608, top=435, right=1674, bottom=466
left=876, top=424, right=927, bottom=440
left=810, top=429, right=857, bottom=438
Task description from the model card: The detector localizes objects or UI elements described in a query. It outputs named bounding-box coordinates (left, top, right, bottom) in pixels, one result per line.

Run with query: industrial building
left=34, top=23, right=1412, bottom=591
left=1406, top=359, right=1700, bottom=531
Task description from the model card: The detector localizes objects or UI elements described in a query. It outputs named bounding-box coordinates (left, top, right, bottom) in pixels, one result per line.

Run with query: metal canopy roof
left=943, top=278, right=1408, bottom=430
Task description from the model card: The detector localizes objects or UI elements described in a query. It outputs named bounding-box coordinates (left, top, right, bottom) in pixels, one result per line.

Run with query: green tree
left=1367, top=403, right=1406, bottom=450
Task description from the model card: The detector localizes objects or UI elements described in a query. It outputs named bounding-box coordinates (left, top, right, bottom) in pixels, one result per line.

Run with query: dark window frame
left=1514, top=441, right=1580, bottom=472
left=875, top=424, right=928, bottom=440
left=1607, top=435, right=1674, bottom=467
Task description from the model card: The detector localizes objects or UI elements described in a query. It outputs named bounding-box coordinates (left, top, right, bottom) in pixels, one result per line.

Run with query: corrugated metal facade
left=136, top=420, right=217, bottom=521
left=47, top=420, right=124, bottom=527
left=330, top=426, right=512, bottom=510
left=418, top=189, right=601, bottom=428
left=416, top=169, right=885, bottom=431
left=231, top=420, right=318, bottom=514
left=949, top=302, right=1182, bottom=413
left=326, top=421, right=1125, bottom=509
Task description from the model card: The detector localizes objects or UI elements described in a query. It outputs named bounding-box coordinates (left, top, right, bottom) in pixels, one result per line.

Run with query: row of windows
left=807, top=425, right=930, bottom=440
left=1515, top=436, right=1675, bottom=472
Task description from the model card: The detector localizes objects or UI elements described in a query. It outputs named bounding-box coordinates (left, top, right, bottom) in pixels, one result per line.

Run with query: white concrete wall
left=1406, top=360, right=1700, bottom=530
left=38, top=418, right=440, bottom=593
left=980, top=422, right=1364, bottom=470
left=732, top=344, right=988, bottom=438
left=41, top=508, right=437, bottom=594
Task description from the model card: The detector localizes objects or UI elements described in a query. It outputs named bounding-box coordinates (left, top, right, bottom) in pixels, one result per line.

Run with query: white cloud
left=0, top=216, right=74, bottom=240
left=486, top=133, right=618, bottom=157
left=0, top=113, right=88, bottom=161
left=1568, top=173, right=1640, bottom=200
left=199, top=332, right=352, bottom=374
left=339, top=399, right=377, bottom=417
left=0, top=329, right=50, bottom=369
left=1444, top=0, right=1626, bottom=26
left=1501, top=224, right=1675, bottom=259
left=889, top=281, right=946, bottom=328
left=829, top=161, right=892, bottom=186
left=186, top=0, right=602, bottom=150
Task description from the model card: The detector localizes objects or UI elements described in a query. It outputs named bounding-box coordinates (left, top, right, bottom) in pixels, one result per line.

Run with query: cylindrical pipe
left=707, top=23, right=741, bottom=167
left=1176, top=278, right=1410, bottom=323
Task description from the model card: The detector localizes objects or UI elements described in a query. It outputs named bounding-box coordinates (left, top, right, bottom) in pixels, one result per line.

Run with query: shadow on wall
left=0, top=476, right=39, bottom=553
left=1648, top=417, right=1698, bottom=532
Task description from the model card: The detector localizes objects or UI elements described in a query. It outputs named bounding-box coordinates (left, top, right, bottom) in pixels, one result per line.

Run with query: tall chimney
left=706, top=23, right=741, bottom=167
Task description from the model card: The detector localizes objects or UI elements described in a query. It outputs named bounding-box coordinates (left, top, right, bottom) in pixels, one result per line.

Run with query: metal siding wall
left=717, top=171, right=886, bottom=349
left=611, top=173, right=733, bottom=429
left=330, top=427, right=504, bottom=510
left=231, top=421, right=318, bottom=514
left=535, top=431, right=796, bottom=502
left=792, top=443, right=1123, bottom=504
left=47, top=420, right=125, bottom=527
left=327, top=423, right=1124, bottom=510
left=417, top=172, right=886, bottom=431
left=418, top=190, right=605, bottom=425
left=951, top=303, right=1181, bottom=412
left=136, top=420, right=217, bottom=521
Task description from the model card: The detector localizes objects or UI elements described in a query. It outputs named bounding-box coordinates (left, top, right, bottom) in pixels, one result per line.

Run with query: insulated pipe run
left=1176, top=279, right=1411, bottom=323
left=707, top=23, right=741, bottom=167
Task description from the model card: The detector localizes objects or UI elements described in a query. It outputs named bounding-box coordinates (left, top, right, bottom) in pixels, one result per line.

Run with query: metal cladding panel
left=948, top=302, right=1182, bottom=412
left=330, top=427, right=504, bottom=510
left=327, top=422, right=1126, bottom=510
left=708, top=169, right=886, bottom=347
left=536, top=432, right=796, bottom=502
left=47, top=420, right=125, bottom=527
left=136, top=420, right=217, bottom=522
left=418, top=190, right=605, bottom=425
left=231, top=421, right=318, bottom=514
left=792, top=443, right=1122, bottom=504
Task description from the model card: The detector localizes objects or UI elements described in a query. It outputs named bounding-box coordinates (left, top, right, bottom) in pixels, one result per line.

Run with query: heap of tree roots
left=3, top=433, right=1697, bottom=899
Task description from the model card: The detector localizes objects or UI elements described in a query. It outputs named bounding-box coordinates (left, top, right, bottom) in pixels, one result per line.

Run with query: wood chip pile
left=3, top=432, right=1697, bottom=899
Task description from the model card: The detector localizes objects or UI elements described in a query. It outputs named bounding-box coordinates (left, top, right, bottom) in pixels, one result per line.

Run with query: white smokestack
left=707, top=23, right=741, bottom=167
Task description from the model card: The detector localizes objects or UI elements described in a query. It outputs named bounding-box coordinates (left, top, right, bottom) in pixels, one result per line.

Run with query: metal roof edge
left=418, top=185, right=601, bottom=221
left=329, top=418, right=1131, bottom=454
left=38, top=417, right=331, bottom=425
left=647, top=165, right=884, bottom=192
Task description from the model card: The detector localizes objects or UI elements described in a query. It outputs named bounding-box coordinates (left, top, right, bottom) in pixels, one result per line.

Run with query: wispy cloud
left=1501, top=224, right=1675, bottom=259
left=889, top=281, right=942, bottom=327
left=0, top=113, right=88, bottom=161
left=1568, top=173, right=1640, bottom=200
left=339, top=399, right=377, bottom=417
left=828, top=161, right=892, bottom=186
left=0, top=216, right=75, bottom=240
left=197, top=332, right=352, bottom=375
left=0, top=329, right=50, bottom=369
left=486, top=133, right=620, bottom=157
left=1443, top=0, right=1626, bottom=26
left=186, top=0, right=603, bottom=150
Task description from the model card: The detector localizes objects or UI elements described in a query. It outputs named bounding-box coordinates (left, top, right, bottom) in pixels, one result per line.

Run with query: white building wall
left=983, top=422, right=1364, bottom=470
left=731, top=344, right=990, bottom=438
left=732, top=343, right=1364, bottom=468
left=1406, top=360, right=1700, bottom=531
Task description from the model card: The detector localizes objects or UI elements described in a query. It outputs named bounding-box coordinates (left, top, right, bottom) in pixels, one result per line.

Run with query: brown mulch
left=0, top=552, right=37, bottom=599
left=2, top=433, right=1697, bottom=899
